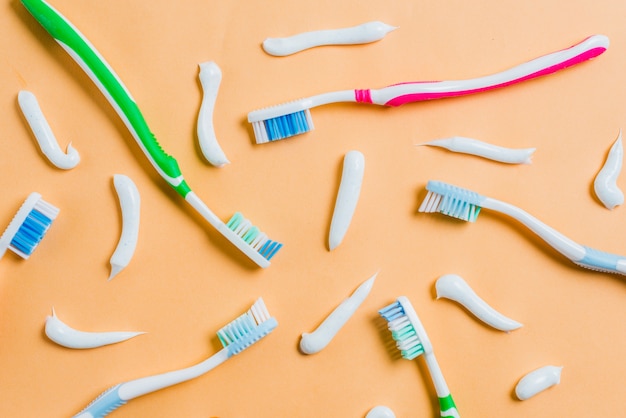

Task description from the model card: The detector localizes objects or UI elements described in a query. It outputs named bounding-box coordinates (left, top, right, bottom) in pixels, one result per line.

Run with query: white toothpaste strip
left=300, top=272, right=377, bottom=354
left=45, top=307, right=144, bottom=349
left=197, top=61, right=229, bottom=167
left=17, top=90, right=80, bottom=169
left=262, top=21, right=397, bottom=57
left=329, top=150, right=365, bottom=251
left=515, top=365, right=563, bottom=400
left=594, top=130, right=623, bottom=210
left=418, top=136, right=535, bottom=164
left=109, top=174, right=140, bottom=280
left=435, top=274, right=522, bottom=332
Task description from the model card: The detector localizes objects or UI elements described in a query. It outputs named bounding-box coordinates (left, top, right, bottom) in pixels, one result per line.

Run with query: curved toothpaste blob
left=197, top=61, right=229, bottom=167
left=45, top=307, right=144, bottom=349
left=300, top=272, right=377, bottom=354
left=418, top=136, right=535, bottom=164
left=109, top=174, right=141, bottom=280
left=594, top=130, right=623, bottom=210
left=329, top=150, right=365, bottom=250
left=366, top=405, right=396, bottom=418
left=17, top=90, right=80, bottom=169
left=435, top=274, right=522, bottom=332
left=515, top=365, right=563, bottom=400
left=262, top=21, right=397, bottom=57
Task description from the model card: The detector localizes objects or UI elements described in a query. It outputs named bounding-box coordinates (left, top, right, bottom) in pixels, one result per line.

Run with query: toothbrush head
left=217, top=297, right=278, bottom=357
left=418, top=180, right=486, bottom=222
left=0, top=193, right=59, bottom=260
left=248, top=99, right=315, bottom=144
left=225, top=212, right=283, bottom=262
left=379, top=296, right=433, bottom=360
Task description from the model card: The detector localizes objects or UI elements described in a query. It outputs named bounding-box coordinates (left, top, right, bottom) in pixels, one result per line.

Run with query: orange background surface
left=1, top=0, right=625, bottom=417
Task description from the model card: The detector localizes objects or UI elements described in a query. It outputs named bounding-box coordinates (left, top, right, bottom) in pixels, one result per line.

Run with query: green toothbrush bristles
left=226, top=212, right=283, bottom=261
left=217, top=298, right=278, bottom=356
left=379, top=301, right=425, bottom=360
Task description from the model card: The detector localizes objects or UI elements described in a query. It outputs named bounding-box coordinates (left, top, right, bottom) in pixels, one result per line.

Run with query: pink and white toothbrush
left=248, top=34, right=608, bottom=143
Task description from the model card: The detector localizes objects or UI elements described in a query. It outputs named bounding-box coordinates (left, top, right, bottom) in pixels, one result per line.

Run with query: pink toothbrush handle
left=356, top=35, right=608, bottom=106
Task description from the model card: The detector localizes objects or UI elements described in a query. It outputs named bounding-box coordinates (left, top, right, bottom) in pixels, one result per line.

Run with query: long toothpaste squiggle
left=197, top=61, right=230, bottom=167
left=435, top=274, right=522, bottom=332
left=45, top=307, right=144, bottom=349
left=594, top=130, right=623, bottom=210
left=418, top=136, right=535, bottom=164
left=262, top=21, right=397, bottom=57
left=300, top=272, right=377, bottom=354
left=515, top=365, right=563, bottom=400
left=109, top=174, right=141, bottom=280
left=17, top=90, right=80, bottom=169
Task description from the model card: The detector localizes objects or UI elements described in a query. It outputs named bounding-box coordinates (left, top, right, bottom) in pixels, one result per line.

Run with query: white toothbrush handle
left=485, top=198, right=626, bottom=274
left=362, top=35, right=608, bottom=106
left=73, top=348, right=230, bottom=417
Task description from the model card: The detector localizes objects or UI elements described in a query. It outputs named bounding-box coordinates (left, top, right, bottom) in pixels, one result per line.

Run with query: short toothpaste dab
left=300, top=272, right=376, bottom=354
left=17, top=90, right=80, bottom=170
left=197, top=61, right=230, bottom=167
left=379, top=296, right=460, bottom=418
left=329, top=150, right=365, bottom=251
left=109, top=174, right=140, bottom=280
left=262, top=21, right=397, bottom=57
left=72, top=298, right=277, bottom=417
left=435, top=274, right=522, bottom=332
left=593, top=129, right=623, bottom=210
left=365, top=405, right=396, bottom=418
left=249, top=35, right=608, bottom=143
left=45, top=307, right=144, bottom=349
left=419, top=180, right=626, bottom=275
left=418, top=136, right=535, bottom=164
left=515, top=365, right=563, bottom=401
left=0, top=192, right=59, bottom=260
left=22, top=0, right=281, bottom=268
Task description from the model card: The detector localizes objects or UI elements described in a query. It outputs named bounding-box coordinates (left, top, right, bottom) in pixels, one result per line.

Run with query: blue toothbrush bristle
left=226, top=212, right=282, bottom=261
left=0, top=193, right=59, bottom=260
left=254, top=109, right=313, bottom=143
left=217, top=298, right=278, bottom=356
left=419, top=180, right=484, bottom=222
left=379, top=300, right=425, bottom=360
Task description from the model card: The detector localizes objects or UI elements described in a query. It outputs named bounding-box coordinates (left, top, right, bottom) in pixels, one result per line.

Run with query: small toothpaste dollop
left=263, top=21, right=397, bottom=56
left=515, top=365, right=563, bottom=400
left=366, top=405, right=396, bottom=418
left=45, top=307, right=144, bottom=349
left=300, top=272, right=377, bottom=354
left=418, top=136, right=535, bottom=164
left=594, top=130, right=623, bottom=210
left=435, top=274, right=522, bottom=332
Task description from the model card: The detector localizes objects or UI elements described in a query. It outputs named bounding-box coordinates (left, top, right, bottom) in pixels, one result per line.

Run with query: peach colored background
left=1, top=0, right=625, bottom=417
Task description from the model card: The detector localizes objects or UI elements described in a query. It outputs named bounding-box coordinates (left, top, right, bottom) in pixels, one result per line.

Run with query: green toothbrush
left=21, top=0, right=282, bottom=267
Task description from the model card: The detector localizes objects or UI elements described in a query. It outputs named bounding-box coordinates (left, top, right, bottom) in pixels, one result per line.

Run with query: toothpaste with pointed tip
left=262, top=21, right=397, bottom=56
left=418, top=136, right=535, bottom=164
left=17, top=90, right=80, bottom=169
left=300, top=272, right=376, bottom=354
left=594, top=130, right=623, bottom=210
left=435, top=274, right=522, bottom=332
left=45, top=307, right=144, bottom=349
left=109, top=174, right=140, bottom=280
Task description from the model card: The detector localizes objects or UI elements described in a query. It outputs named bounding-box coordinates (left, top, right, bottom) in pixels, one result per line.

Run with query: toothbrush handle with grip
left=21, top=0, right=191, bottom=197
left=359, top=35, right=608, bottom=106
left=425, top=354, right=460, bottom=418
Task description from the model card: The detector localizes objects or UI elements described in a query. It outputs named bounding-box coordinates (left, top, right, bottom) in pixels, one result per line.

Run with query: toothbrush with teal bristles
left=21, top=0, right=282, bottom=268
left=72, top=298, right=277, bottom=417
left=379, top=296, right=460, bottom=418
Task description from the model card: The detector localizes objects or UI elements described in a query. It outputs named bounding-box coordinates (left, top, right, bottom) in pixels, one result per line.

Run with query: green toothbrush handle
left=439, top=394, right=460, bottom=418
left=21, top=0, right=191, bottom=197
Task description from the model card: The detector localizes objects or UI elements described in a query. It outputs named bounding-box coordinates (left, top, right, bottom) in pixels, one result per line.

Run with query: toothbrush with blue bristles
left=379, top=296, right=460, bottom=418
left=419, top=180, right=626, bottom=275
left=21, top=0, right=282, bottom=268
left=72, top=298, right=277, bottom=418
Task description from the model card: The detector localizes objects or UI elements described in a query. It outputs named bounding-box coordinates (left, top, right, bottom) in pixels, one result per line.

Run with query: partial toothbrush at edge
left=379, top=296, right=460, bottom=418
left=418, top=180, right=626, bottom=275
left=21, top=0, right=281, bottom=268
left=72, top=298, right=277, bottom=417
left=248, top=35, right=608, bottom=143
